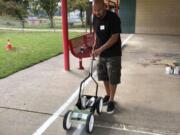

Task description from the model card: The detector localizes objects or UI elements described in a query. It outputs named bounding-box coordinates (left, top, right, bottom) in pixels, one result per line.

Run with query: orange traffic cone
left=5, top=39, right=14, bottom=51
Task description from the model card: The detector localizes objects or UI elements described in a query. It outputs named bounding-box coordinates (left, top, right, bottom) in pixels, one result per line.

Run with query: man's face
left=93, top=3, right=106, bottom=18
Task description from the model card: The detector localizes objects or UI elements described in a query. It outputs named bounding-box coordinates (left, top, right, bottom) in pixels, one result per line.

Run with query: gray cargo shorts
left=97, top=56, right=121, bottom=85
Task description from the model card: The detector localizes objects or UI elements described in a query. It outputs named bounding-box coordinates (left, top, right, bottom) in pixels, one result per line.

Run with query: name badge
left=100, top=25, right=105, bottom=30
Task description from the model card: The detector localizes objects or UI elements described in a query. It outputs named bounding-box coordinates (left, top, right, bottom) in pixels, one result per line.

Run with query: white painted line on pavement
left=122, top=34, right=134, bottom=48
left=33, top=34, right=134, bottom=135
left=72, top=124, right=85, bottom=135
left=96, top=124, right=163, bottom=135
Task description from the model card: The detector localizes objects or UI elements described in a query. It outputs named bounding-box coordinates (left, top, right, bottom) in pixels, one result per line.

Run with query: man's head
left=93, top=0, right=106, bottom=19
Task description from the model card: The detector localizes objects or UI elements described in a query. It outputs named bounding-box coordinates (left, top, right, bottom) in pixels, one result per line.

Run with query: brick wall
left=136, top=0, right=180, bottom=35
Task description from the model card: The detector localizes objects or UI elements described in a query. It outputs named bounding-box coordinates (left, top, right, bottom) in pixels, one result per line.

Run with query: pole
left=61, top=0, right=70, bottom=70
left=116, top=0, right=119, bottom=15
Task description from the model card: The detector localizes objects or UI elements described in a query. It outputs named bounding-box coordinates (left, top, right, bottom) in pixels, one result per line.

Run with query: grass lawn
left=0, top=31, right=82, bottom=79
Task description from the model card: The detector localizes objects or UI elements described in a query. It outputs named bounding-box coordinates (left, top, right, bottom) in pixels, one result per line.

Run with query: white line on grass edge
left=32, top=34, right=134, bottom=135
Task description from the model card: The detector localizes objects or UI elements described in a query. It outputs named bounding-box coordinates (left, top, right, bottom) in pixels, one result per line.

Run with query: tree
left=68, top=0, right=88, bottom=26
left=0, top=0, right=29, bottom=28
left=28, top=0, right=40, bottom=17
left=0, top=0, right=6, bottom=12
left=37, top=0, right=59, bottom=28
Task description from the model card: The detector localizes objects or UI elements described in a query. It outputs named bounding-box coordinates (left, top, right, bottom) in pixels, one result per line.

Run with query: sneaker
left=107, top=101, right=115, bottom=114
left=103, top=95, right=110, bottom=105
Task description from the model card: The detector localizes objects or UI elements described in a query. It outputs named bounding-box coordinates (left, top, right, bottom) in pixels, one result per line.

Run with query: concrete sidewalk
left=0, top=34, right=180, bottom=135
left=95, top=34, right=180, bottom=135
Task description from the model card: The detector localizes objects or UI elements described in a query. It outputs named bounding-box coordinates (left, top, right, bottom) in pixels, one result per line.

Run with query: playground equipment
left=69, top=32, right=94, bottom=69
left=63, top=56, right=103, bottom=133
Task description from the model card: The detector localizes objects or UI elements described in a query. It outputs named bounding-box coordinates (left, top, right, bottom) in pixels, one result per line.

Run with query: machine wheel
left=86, top=113, right=94, bottom=133
left=96, top=97, right=103, bottom=114
left=63, top=110, right=73, bottom=130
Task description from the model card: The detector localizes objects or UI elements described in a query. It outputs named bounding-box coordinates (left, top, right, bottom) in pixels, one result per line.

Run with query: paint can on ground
left=174, top=66, right=180, bottom=75
left=165, top=66, right=174, bottom=75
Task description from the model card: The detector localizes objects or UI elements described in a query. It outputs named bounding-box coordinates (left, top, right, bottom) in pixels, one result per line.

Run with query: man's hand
left=92, top=47, right=103, bottom=57
left=92, top=33, right=119, bottom=57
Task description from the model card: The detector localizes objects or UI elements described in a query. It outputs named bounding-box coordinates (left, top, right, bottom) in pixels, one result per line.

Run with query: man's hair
left=94, top=0, right=105, bottom=5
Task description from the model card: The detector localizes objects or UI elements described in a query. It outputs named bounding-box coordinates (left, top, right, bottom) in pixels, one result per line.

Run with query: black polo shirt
left=93, top=10, right=122, bottom=57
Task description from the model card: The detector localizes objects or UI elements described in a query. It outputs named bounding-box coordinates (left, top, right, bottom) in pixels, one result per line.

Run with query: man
left=92, top=0, right=122, bottom=114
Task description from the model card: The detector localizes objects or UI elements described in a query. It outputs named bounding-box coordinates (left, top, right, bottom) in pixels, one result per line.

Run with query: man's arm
left=93, top=33, right=119, bottom=57
left=92, top=33, right=97, bottom=50
left=91, top=32, right=97, bottom=58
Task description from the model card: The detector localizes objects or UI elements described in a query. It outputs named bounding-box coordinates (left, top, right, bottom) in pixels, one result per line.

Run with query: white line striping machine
left=63, top=57, right=103, bottom=134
